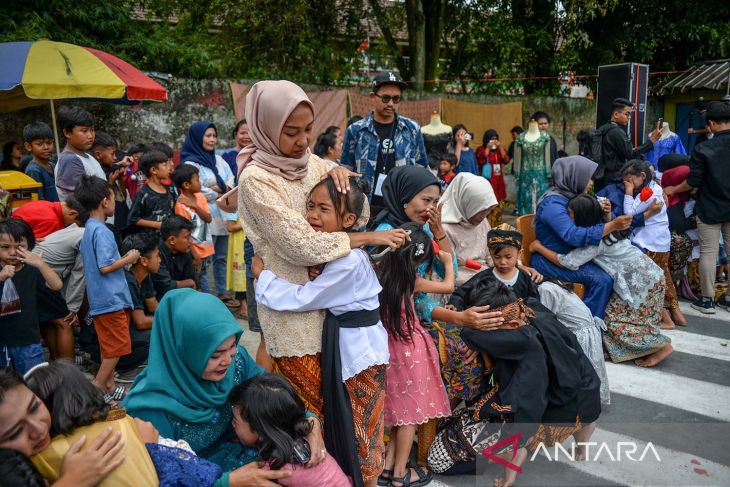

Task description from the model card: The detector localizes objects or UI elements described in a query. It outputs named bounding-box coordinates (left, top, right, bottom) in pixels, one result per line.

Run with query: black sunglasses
left=374, top=94, right=401, bottom=104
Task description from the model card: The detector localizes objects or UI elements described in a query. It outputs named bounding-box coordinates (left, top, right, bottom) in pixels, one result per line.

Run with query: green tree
left=213, top=0, right=366, bottom=83
left=368, top=0, right=447, bottom=90
left=560, top=0, right=730, bottom=88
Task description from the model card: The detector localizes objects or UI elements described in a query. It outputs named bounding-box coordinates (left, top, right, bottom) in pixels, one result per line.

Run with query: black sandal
left=391, top=464, right=432, bottom=487
left=377, top=469, right=394, bottom=486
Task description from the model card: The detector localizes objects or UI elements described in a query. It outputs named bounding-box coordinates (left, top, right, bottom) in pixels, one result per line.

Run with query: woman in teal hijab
left=123, top=289, right=315, bottom=486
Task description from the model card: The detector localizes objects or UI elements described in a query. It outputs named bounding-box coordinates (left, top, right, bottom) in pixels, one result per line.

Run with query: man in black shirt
left=665, top=100, right=730, bottom=313
left=594, top=98, right=661, bottom=191
left=340, top=70, right=428, bottom=217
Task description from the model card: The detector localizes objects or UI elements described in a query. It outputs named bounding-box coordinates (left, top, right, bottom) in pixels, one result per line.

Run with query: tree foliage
left=1, top=0, right=728, bottom=93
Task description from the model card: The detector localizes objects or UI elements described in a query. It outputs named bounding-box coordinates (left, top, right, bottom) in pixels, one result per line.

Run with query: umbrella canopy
left=0, top=40, right=167, bottom=112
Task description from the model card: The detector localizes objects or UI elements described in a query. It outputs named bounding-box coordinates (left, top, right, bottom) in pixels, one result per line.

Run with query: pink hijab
left=236, top=80, right=315, bottom=181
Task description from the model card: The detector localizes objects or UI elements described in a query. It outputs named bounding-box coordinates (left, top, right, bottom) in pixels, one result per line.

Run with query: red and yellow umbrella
left=0, top=40, right=167, bottom=111
left=0, top=40, right=168, bottom=154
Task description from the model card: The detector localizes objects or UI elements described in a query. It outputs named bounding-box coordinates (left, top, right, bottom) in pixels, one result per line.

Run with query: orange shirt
left=175, top=193, right=215, bottom=259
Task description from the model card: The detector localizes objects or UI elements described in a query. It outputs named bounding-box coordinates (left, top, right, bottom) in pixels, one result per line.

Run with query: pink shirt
left=262, top=454, right=352, bottom=487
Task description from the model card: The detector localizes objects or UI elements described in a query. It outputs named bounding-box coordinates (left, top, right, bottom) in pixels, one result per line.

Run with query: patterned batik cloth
left=344, top=364, right=386, bottom=482
left=525, top=418, right=582, bottom=451
left=272, top=354, right=324, bottom=421
left=487, top=201, right=504, bottom=228
left=426, top=321, right=485, bottom=403
left=603, top=279, right=672, bottom=363
left=669, top=232, right=693, bottom=282
left=645, top=250, right=679, bottom=310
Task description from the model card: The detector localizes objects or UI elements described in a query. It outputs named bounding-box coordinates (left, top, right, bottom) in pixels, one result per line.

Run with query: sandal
left=391, top=464, right=432, bottom=487
left=219, top=295, right=240, bottom=309
left=377, top=469, right=394, bottom=486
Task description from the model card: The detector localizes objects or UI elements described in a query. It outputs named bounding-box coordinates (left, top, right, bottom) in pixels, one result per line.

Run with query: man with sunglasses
left=594, top=98, right=661, bottom=190
left=341, top=70, right=428, bottom=216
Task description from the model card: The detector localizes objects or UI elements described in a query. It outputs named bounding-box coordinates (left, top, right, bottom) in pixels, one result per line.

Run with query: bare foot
left=670, top=307, right=687, bottom=326
left=573, top=421, right=597, bottom=460
left=494, top=448, right=527, bottom=487
left=659, top=308, right=675, bottom=330
left=635, top=344, right=673, bottom=367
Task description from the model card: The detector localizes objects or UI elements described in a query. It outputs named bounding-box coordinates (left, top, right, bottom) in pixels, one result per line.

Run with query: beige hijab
left=236, top=80, right=315, bottom=181
left=440, top=173, right=498, bottom=225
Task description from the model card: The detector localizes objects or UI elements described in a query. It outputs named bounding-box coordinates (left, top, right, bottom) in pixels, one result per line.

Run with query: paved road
left=239, top=301, right=730, bottom=487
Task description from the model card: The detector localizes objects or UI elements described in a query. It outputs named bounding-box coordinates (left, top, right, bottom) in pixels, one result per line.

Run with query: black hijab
left=376, top=165, right=440, bottom=227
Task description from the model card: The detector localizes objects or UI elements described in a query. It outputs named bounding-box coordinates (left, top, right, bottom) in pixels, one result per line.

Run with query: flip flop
left=104, top=385, right=126, bottom=403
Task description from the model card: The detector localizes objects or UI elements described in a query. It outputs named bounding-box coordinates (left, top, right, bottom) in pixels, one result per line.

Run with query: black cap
left=372, top=70, right=407, bottom=92
left=706, top=100, right=730, bottom=121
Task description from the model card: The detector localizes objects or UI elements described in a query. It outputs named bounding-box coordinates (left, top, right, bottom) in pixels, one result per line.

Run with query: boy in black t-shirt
left=128, top=150, right=175, bottom=235
left=119, top=233, right=161, bottom=376
left=152, top=215, right=197, bottom=301
left=0, top=219, right=63, bottom=375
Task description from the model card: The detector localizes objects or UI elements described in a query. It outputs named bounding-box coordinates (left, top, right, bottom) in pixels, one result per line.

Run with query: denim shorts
left=0, top=343, right=45, bottom=375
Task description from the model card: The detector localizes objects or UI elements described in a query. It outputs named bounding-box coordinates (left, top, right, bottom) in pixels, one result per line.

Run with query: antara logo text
left=481, top=433, right=662, bottom=475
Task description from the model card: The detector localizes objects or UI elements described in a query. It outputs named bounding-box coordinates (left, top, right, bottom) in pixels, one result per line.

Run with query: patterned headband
left=487, top=230, right=522, bottom=250
left=491, top=299, right=535, bottom=329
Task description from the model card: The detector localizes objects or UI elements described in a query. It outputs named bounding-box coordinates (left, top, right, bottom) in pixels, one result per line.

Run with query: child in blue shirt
left=22, top=122, right=59, bottom=202
left=75, top=175, right=138, bottom=396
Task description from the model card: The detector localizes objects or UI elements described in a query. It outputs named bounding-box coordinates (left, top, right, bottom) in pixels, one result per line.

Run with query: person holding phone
left=476, top=129, right=510, bottom=226
left=451, top=124, right=479, bottom=176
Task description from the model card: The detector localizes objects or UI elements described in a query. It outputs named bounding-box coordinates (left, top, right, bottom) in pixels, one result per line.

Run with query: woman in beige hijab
left=235, top=80, right=405, bottom=431
left=440, top=173, right=499, bottom=286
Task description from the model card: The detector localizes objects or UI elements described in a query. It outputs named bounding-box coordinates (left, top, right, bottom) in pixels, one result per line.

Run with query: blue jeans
left=1, top=343, right=44, bottom=375
left=532, top=253, right=614, bottom=319
left=212, top=235, right=229, bottom=295
left=198, top=257, right=211, bottom=294
left=198, top=236, right=229, bottom=295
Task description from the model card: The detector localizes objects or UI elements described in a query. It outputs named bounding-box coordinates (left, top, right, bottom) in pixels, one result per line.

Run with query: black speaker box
left=596, top=63, right=649, bottom=148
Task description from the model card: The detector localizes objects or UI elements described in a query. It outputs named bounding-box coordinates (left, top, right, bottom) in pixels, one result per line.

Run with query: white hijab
left=440, top=173, right=498, bottom=225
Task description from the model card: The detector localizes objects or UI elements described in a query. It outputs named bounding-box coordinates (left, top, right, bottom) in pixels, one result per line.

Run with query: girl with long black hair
left=229, top=374, right=351, bottom=486
left=377, top=223, right=451, bottom=487
left=250, top=177, right=387, bottom=487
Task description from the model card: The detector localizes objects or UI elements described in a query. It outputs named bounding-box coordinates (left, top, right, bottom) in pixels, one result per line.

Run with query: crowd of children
left=0, top=90, right=728, bottom=487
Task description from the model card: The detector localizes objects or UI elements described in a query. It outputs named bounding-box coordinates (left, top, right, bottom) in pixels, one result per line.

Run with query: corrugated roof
left=659, top=59, right=730, bottom=94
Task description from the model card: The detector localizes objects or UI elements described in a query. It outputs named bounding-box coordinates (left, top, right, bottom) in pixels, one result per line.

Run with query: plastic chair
left=516, top=214, right=585, bottom=299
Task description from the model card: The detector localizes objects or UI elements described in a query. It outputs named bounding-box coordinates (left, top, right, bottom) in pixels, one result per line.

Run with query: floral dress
left=375, top=222, right=485, bottom=403
left=384, top=297, right=451, bottom=426
left=558, top=238, right=671, bottom=363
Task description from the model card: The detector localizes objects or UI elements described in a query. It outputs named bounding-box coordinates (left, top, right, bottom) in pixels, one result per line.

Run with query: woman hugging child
left=448, top=227, right=609, bottom=405
left=621, top=159, right=686, bottom=327
left=459, top=276, right=601, bottom=487
left=251, top=177, right=387, bottom=487
left=25, top=360, right=221, bottom=487
left=530, top=194, right=673, bottom=367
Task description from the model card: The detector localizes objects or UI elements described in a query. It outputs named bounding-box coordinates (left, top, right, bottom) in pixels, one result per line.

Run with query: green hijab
left=122, top=289, right=243, bottom=423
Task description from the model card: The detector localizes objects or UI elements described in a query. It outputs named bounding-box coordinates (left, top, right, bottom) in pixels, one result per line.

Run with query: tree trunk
left=423, top=0, right=445, bottom=91
left=405, top=0, right=426, bottom=90
left=368, top=0, right=409, bottom=79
